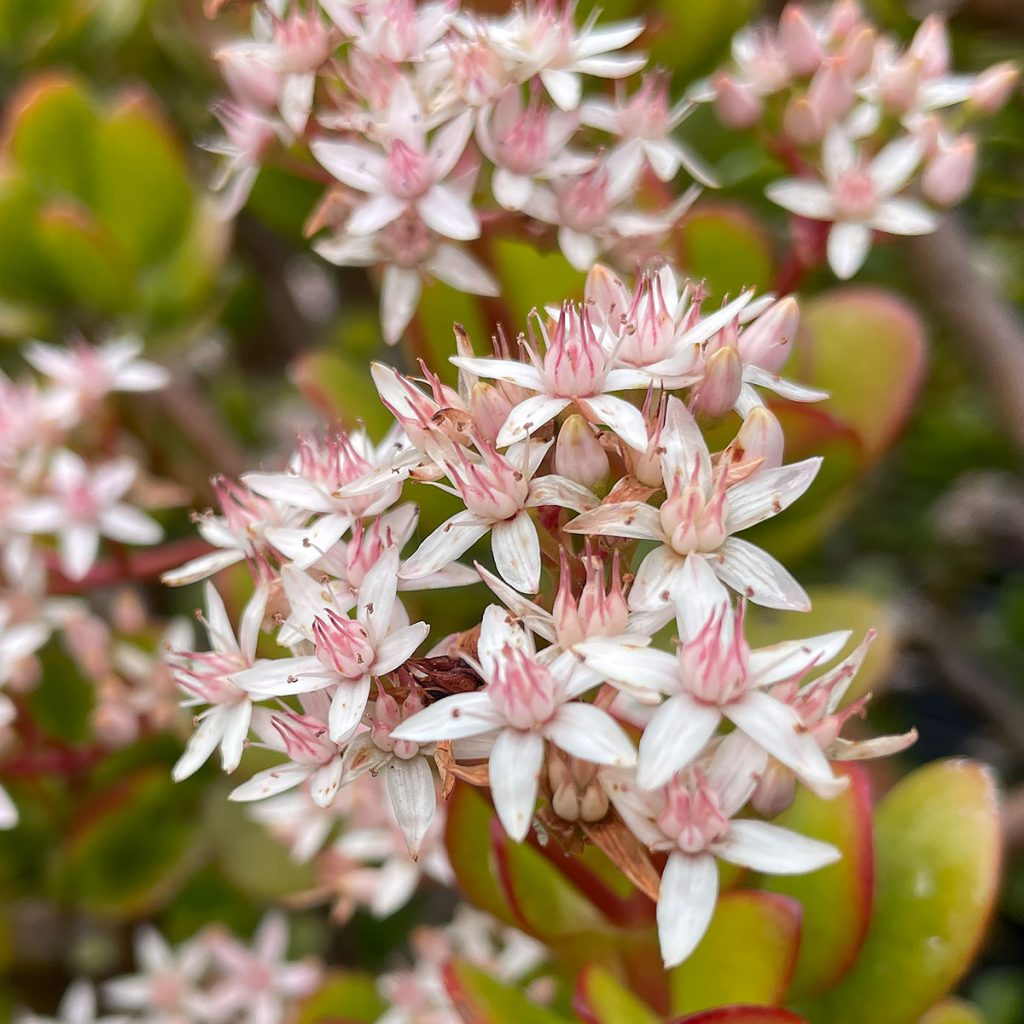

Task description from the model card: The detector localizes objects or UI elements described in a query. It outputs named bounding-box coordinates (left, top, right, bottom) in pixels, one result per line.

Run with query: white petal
left=491, top=511, right=541, bottom=594
left=558, top=226, right=599, bottom=270
left=575, top=637, right=677, bottom=694
left=577, top=394, right=648, bottom=452
left=219, top=700, right=252, bottom=773
left=827, top=222, right=872, bottom=279
left=161, top=548, right=244, bottom=586
left=660, top=396, right=711, bottom=492
left=628, top=545, right=687, bottom=612
left=400, top=510, right=490, bottom=579
left=709, top=538, right=811, bottom=611
left=489, top=728, right=544, bottom=841
left=100, top=505, right=162, bottom=545
left=715, top=819, right=840, bottom=874
left=674, top=553, right=731, bottom=640
left=705, top=730, right=768, bottom=817
left=381, top=266, right=422, bottom=346
left=725, top=689, right=839, bottom=790
left=374, top=621, right=430, bottom=675
left=637, top=694, right=721, bottom=789
left=228, top=762, right=313, bottom=801
left=419, top=184, right=480, bottom=241
left=541, top=68, right=582, bottom=110
left=347, top=192, right=408, bottom=235
left=391, top=691, right=504, bottom=742
left=657, top=852, right=719, bottom=968
left=427, top=244, right=499, bottom=296
left=387, top=756, right=437, bottom=856
left=172, top=710, right=225, bottom=782
left=765, top=179, right=835, bottom=220
left=359, top=547, right=400, bottom=641
left=724, top=458, right=822, bottom=533
left=450, top=357, right=544, bottom=390
left=496, top=394, right=570, bottom=447
left=870, top=135, right=922, bottom=195
left=822, top=128, right=856, bottom=181
left=310, top=140, right=386, bottom=191
left=748, top=631, right=851, bottom=687
left=526, top=475, right=599, bottom=513
left=492, top=168, right=534, bottom=210
left=544, top=702, right=637, bottom=766
left=329, top=676, right=372, bottom=741
left=563, top=501, right=661, bottom=541
left=869, top=199, right=939, bottom=236
left=60, top=524, right=99, bottom=580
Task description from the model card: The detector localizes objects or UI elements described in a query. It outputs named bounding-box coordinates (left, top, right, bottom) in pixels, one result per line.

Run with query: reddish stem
left=45, top=537, right=214, bottom=595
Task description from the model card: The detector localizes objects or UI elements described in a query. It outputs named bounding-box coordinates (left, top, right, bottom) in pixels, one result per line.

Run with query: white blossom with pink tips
left=604, top=733, right=840, bottom=967
left=391, top=604, right=635, bottom=841
left=766, top=128, right=937, bottom=278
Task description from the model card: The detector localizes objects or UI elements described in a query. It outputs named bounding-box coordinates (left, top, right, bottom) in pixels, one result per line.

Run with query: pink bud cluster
left=204, top=0, right=713, bottom=343
left=0, top=337, right=179, bottom=829
left=17, top=914, right=320, bottom=1024
left=694, top=1, right=1018, bottom=277
left=164, top=258, right=914, bottom=969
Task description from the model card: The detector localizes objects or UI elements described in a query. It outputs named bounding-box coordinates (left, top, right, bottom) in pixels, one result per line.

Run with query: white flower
left=17, top=981, right=130, bottom=1024
left=10, top=450, right=162, bottom=580
left=392, top=605, right=635, bottom=841
left=566, top=397, right=820, bottom=616
left=766, top=128, right=938, bottom=279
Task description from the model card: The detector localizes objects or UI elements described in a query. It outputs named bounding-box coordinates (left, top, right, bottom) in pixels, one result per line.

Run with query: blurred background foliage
left=0, top=0, right=1022, bottom=1021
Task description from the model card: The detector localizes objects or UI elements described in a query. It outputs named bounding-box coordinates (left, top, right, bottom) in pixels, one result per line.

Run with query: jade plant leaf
left=443, top=960, right=571, bottom=1024
left=788, top=288, right=927, bottom=461
left=800, top=759, right=1000, bottom=1024
left=296, top=970, right=385, bottom=1024
left=490, top=237, right=585, bottom=323
left=669, top=1009, right=809, bottom=1024
left=668, top=890, right=802, bottom=1015
left=290, top=350, right=395, bottom=438
left=757, top=765, right=874, bottom=999
left=573, top=964, right=660, bottom=1024
left=647, top=0, right=757, bottom=79
left=675, top=204, right=774, bottom=298
left=918, top=1000, right=987, bottom=1024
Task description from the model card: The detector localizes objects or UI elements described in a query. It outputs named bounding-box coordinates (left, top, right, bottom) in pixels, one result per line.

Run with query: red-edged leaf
left=669, top=1009, right=809, bottom=1024
left=668, top=890, right=802, bottom=1015
left=800, top=760, right=1000, bottom=1024
left=573, top=965, right=660, bottom=1024
left=758, top=764, right=873, bottom=998
left=443, top=960, right=570, bottom=1024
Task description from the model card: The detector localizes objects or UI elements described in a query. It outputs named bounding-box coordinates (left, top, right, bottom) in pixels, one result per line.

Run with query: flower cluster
left=0, top=337, right=178, bottom=827
left=164, top=259, right=915, bottom=968
left=693, top=0, right=1018, bottom=278
left=204, top=0, right=712, bottom=342
left=17, top=913, right=320, bottom=1024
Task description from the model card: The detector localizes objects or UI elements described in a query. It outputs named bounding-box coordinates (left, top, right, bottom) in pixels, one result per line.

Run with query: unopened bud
left=554, top=414, right=609, bottom=490
left=778, top=6, right=824, bottom=77
left=908, top=15, right=949, bottom=79
left=713, top=74, right=763, bottom=130
left=470, top=381, right=513, bottom=446
left=579, top=782, right=610, bottom=822
left=217, top=44, right=281, bottom=109
left=751, top=759, right=798, bottom=817
left=922, top=135, right=977, bottom=207
left=552, top=782, right=581, bottom=821
left=839, top=25, right=877, bottom=79
left=691, top=346, right=743, bottom=419
left=878, top=57, right=922, bottom=113
left=738, top=296, right=800, bottom=373
left=727, top=406, right=786, bottom=478
left=970, top=61, right=1019, bottom=114
left=828, top=0, right=864, bottom=39
left=783, top=95, right=824, bottom=145
left=808, top=56, right=856, bottom=125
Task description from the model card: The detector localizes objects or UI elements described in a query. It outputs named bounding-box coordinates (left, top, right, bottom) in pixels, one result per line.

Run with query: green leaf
left=647, top=0, right=757, bottom=78
left=54, top=767, right=204, bottom=916
left=918, top=1000, right=987, bottom=1024
left=0, top=170, right=54, bottom=305
left=26, top=641, right=95, bottom=743
left=5, top=73, right=99, bottom=201
left=801, top=760, right=1001, bottom=1024
left=670, top=1010, right=809, bottom=1024
left=36, top=200, right=132, bottom=313
left=573, top=964, right=660, bottom=1024
left=668, top=891, right=801, bottom=1015
left=290, top=350, right=394, bottom=438
left=416, top=276, right=491, bottom=386
left=745, top=587, right=896, bottom=708
left=675, top=204, right=774, bottom=298
left=443, top=960, right=571, bottom=1024
left=788, top=288, right=926, bottom=461
left=296, top=970, right=385, bottom=1024
left=490, top=237, right=585, bottom=324
left=93, top=91, right=192, bottom=268
left=758, top=766, right=874, bottom=999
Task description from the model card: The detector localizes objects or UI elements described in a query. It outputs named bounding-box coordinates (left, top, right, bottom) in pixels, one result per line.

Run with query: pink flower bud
left=778, top=6, right=824, bottom=77
left=730, top=406, right=786, bottom=475
left=751, top=759, right=798, bottom=816
left=690, top=346, right=744, bottom=419
left=913, top=114, right=944, bottom=158
left=839, top=25, right=877, bottom=79
left=554, top=414, right=609, bottom=490
left=713, top=74, right=763, bottom=130
left=970, top=62, right=1019, bottom=114
left=783, top=95, right=824, bottom=145
left=908, top=15, right=950, bottom=79
left=828, top=0, right=865, bottom=40
left=808, top=55, right=856, bottom=125
left=217, top=45, right=281, bottom=110
left=738, top=296, right=800, bottom=373
left=470, top=382, right=513, bottom=446
left=922, top=135, right=977, bottom=207
left=878, top=56, right=923, bottom=113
